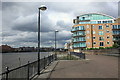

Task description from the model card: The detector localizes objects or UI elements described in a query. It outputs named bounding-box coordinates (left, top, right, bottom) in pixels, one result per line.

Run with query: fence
left=70, top=52, right=86, bottom=59
left=1, top=54, right=57, bottom=80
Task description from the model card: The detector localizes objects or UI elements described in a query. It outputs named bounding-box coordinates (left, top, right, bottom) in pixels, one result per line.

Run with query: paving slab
left=50, top=55, right=118, bottom=78
left=33, top=61, right=59, bottom=80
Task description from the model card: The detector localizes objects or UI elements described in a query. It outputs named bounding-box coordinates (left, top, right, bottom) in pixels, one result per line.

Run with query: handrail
left=0, top=54, right=57, bottom=80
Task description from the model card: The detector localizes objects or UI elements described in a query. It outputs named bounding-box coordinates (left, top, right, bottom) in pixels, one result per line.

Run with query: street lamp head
left=55, top=30, right=59, bottom=32
left=39, top=5, right=47, bottom=11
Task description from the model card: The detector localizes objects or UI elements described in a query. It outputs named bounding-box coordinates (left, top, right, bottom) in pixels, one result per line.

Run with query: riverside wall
left=82, top=48, right=120, bottom=55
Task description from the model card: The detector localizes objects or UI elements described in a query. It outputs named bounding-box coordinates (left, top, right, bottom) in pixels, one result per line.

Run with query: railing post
left=47, top=56, right=50, bottom=66
left=5, top=67, right=9, bottom=80
left=55, top=54, right=57, bottom=60
left=52, top=54, right=54, bottom=62
left=83, top=53, right=86, bottom=59
left=70, top=53, right=71, bottom=60
left=27, top=61, right=30, bottom=80
left=50, top=55, right=52, bottom=62
left=50, top=55, right=51, bottom=63
left=44, top=57, right=45, bottom=69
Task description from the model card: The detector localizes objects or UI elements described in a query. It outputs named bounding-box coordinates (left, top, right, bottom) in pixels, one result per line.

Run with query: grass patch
left=58, top=54, right=79, bottom=60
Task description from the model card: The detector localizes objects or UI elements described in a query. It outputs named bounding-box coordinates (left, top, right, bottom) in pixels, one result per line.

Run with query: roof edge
left=78, top=13, right=115, bottom=19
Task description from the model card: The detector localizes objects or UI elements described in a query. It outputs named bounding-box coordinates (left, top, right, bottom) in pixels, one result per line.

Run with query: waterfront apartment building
left=71, top=13, right=120, bottom=52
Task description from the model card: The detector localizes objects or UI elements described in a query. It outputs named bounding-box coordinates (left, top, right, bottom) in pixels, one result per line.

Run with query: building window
left=108, top=20, right=112, bottom=23
left=99, top=31, right=104, bottom=35
left=99, top=37, right=104, bottom=41
left=93, top=42, right=96, bottom=44
left=92, top=25, right=95, bottom=28
left=93, top=31, right=96, bottom=34
left=99, top=25, right=103, bottom=29
left=79, top=26, right=84, bottom=30
left=82, top=17, right=85, bottom=20
left=93, top=37, right=96, bottom=39
left=86, top=31, right=90, bottom=34
left=107, top=36, right=110, bottom=38
left=87, top=36, right=90, bottom=39
left=100, top=42, right=104, bottom=46
left=98, top=21, right=101, bottom=24
left=86, top=25, right=89, bottom=28
left=113, top=31, right=120, bottom=35
left=107, top=42, right=110, bottom=44
left=103, top=21, right=107, bottom=23
left=106, top=25, right=109, bottom=27
left=88, top=42, right=90, bottom=45
left=113, top=25, right=120, bottom=29
left=106, top=30, right=109, bottom=33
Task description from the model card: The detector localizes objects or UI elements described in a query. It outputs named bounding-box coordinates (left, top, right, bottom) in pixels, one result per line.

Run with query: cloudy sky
left=0, top=0, right=119, bottom=48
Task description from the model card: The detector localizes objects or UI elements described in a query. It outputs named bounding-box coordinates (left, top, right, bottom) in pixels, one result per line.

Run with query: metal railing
left=70, top=52, right=86, bottom=59
left=1, top=54, right=57, bottom=80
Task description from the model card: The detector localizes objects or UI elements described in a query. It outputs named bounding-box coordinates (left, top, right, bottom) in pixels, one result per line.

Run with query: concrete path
left=34, top=55, right=118, bottom=79
left=50, top=55, right=118, bottom=78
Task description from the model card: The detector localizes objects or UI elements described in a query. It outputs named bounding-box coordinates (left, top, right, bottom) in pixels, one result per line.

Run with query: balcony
left=71, top=29, right=85, bottom=32
left=112, top=33, right=120, bottom=36
left=73, top=46, right=86, bottom=49
left=73, top=40, right=86, bottom=43
left=112, top=31, right=120, bottom=36
left=112, top=29, right=120, bottom=30
left=72, top=34, right=85, bottom=37
left=112, top=25, right=120, bottom=30
left=113, top=38, right=120, bottom=42
left=79, top=20, right=90, bottom=22
left=72, top=43, right=86, bottom=48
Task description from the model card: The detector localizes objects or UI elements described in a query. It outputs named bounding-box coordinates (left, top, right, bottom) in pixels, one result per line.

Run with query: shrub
left=99, top=47, right=105, bottom=49
left=112, top=43, right=119, bottom=48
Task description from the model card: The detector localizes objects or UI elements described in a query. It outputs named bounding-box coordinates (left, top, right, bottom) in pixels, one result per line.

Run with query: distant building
left=0, top=45, right=14, bottom=53
left=18, top=47, right=35, bottom=52
left=72, top=13, right=120, bottom=52
left=64, top=42, right=73, bottom=52
left=36, top=47, right=54, bottom=52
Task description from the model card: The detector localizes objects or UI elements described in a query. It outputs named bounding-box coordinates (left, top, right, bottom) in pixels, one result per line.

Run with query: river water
left=1, top=52, right=53, bottom=72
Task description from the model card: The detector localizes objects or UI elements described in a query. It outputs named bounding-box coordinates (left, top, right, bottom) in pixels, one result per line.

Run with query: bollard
left=6, top=67, right=9, bottom=80
left=27, top=61, right=30, bottom=80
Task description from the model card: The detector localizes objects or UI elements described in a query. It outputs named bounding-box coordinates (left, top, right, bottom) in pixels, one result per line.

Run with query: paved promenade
left=34, top=55, right=118, bottom=79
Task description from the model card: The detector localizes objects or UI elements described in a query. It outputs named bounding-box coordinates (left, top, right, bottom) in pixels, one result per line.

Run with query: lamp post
left=55, top=30, right=59, bottom=55
left=38, top=5, right=47, bottom=75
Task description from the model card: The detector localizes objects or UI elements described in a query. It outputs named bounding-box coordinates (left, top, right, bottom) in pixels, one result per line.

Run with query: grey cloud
left=2, top=31, right=16, bottom=37
left=12, top=21, right=37, bottom=32
left=12, top=12, right=55, bottom=32
left=56, top=20, right=72, bottom=31
left=2, top=2, right=118, bottom=48
left=118, top=2, right=120, bottom=17
left=91, top=2, right=118, bottom=18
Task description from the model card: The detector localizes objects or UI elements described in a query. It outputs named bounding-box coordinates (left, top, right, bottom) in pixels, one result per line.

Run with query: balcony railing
left=112, top=33, right=120, bottom=36
left=112, top=29, right=120, bottom=30
left=73, top=40, right=86, bottom=43
left=72, top=34, right=85, bottom=37
left=113, top=38, right=120, bottom=41
left=71, top=29, right=85, bottom=32
left=72, top=46, right=86, bottom=48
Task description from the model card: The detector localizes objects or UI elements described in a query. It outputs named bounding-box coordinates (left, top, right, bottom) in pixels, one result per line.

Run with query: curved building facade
left=71, top=13, right=120, bottom=52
